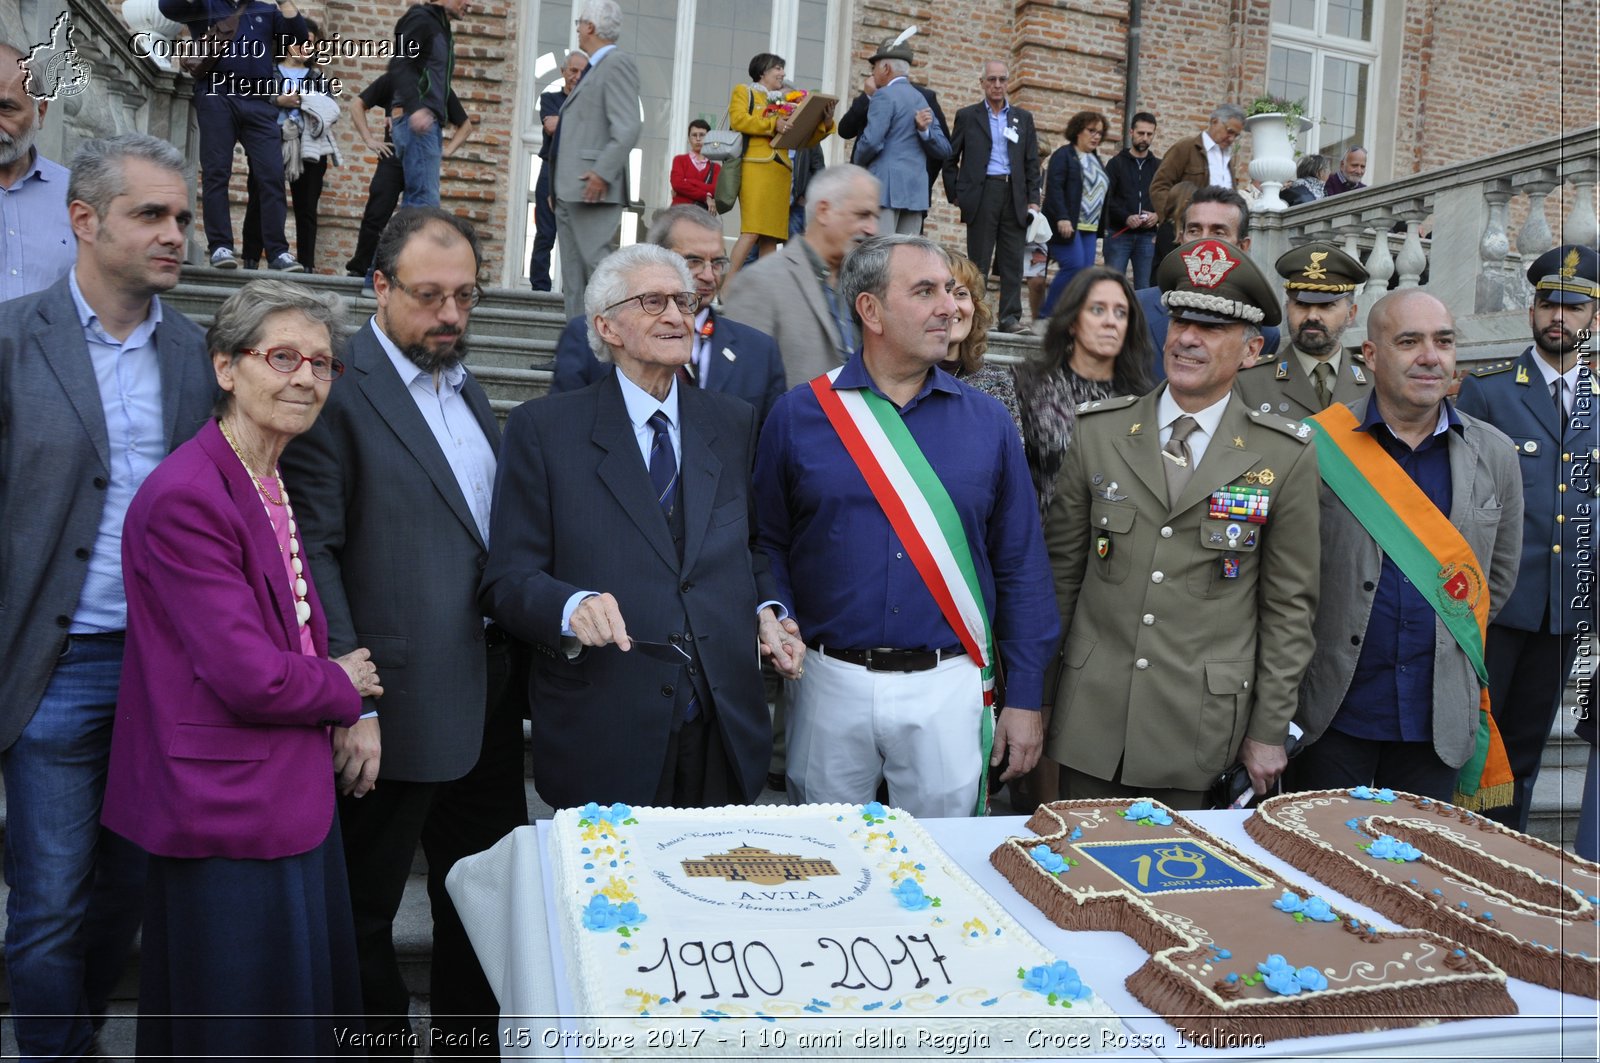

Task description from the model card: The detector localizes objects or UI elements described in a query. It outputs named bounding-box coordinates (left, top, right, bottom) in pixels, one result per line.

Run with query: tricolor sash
left=1307, top=403, right=1513, bottom=810
left=809, top=368, right=999, bottom=814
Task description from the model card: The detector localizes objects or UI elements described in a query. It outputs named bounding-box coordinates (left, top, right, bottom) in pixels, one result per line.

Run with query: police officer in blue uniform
left=1456, top=244, right=1599, bottom=833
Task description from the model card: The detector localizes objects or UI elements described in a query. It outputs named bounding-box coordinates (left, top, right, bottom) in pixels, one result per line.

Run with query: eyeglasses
left=240, top=346, right=345, bottom=381
left=603, top=291, right=701, bottom=316
left=982, top=76, right=1008, bottom=84
left=681, top=255, right=731, bottom=274
left=387, top=276, right=483, bottom=312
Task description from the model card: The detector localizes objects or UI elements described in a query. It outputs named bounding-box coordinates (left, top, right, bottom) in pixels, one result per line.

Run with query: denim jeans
left=1041, top=233, right=1098, bottom=318
left=392, top=118, right=443, bottom=208
left=2, top=636, right=146, bottom=1060
left=1103, top=229, right=1156, bottom=289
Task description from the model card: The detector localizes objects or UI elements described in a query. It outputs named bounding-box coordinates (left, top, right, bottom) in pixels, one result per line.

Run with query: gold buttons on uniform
left=1558, top=515, right=1566, bottom=524
left=1560, top=484, right=1569, bottom=493
left=1563, top=453, right=1572, bottom=461
left=1554, top=545, right=1563, bottom=554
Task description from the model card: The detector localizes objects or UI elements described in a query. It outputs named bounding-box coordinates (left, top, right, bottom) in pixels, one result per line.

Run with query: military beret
left=1276, top=241, right=1369, bottom=304
left=1157, top=238, right=1283, bottom=328
left=1527, top=244, right=1599, bottom=305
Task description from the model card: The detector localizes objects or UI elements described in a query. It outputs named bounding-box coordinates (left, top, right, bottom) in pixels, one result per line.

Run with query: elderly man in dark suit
left=1293, top=290, right=1523, bottom=802
left=1457, top=244, right=1599, bottom=831
left=0, top=133, right=214, bottom=1061
left=942, top=60, right=1040, bottom=334
left=552, top=0, right=643, bottom=317
left=551, top=205, right=785, bottom=423
left=484, top=243, right=805, bottom=809
left=281, top=208, right=528, bottom=1054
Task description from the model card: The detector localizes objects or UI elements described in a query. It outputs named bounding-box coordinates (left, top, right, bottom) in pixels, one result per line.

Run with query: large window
left=508, top=0, right=842, bottom=288
left=1267, top=0, right=1378, bottom=163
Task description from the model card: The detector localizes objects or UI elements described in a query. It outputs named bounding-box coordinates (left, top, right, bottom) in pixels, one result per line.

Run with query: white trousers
left=786, top=650, right=983, bottom=818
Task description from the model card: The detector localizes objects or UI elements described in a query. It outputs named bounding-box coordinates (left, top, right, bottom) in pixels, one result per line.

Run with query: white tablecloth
left=447, top=810, right=1599, bottom=1061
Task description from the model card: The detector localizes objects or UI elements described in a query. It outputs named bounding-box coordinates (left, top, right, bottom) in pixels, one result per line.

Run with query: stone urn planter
left=121, top=0, right=186, bottom=73
left=1246, top=111, right=1313, bottom=212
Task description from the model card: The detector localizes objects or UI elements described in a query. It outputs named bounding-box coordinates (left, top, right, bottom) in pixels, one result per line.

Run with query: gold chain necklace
left=218, top=418, right=286, bottom=505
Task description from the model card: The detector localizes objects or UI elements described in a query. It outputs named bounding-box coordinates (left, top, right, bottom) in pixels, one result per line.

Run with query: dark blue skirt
left=135, top=818, right=366, bottom=1059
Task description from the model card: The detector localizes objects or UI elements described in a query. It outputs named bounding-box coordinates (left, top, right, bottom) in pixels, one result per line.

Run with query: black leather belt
left=811, top=643, right=964, bottom=673
left=69, top=631, right=125, bottom=642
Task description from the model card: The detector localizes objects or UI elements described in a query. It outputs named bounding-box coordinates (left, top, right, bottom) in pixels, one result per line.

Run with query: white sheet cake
left=547, top=801, right=1125, bottom=1056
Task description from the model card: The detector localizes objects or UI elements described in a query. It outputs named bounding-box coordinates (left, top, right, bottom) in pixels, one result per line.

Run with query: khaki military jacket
left=1044, top=389, right=1321, bottom=792
left=1234, top=347, right=1373, bottom=422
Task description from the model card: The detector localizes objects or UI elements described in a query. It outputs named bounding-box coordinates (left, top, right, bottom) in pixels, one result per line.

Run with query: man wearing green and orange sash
left=753, top=234, right=1057, bottom=817
left=1294, top=290, right=1523, bottom=805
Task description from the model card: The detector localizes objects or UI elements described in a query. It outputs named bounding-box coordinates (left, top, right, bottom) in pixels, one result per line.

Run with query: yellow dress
left=728, top=83, right=833, bottom=240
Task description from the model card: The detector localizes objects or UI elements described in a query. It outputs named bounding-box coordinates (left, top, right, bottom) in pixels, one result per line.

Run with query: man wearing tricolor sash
left=1045, top=239, right=1320, bottom=808
left=753, top=234, right=1057, bottom=817
left=1293, top=291, right=1523, bottom=804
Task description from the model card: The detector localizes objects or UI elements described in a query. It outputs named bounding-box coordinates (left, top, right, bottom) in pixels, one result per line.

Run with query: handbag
left=713, top=153, right=741, bottom=213
left=702, top=129, right=742, bottom=162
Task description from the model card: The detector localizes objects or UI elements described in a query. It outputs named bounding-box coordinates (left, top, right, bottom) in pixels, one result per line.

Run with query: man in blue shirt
left=0, top=133, right=214, bottom=1060
left=0, top=42, right=74, bottom=299
left=1293, top=290, right=1523, bottom=799
left=754, top=234, right=1057, bottom=818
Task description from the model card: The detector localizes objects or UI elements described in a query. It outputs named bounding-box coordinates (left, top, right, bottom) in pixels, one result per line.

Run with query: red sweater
left=670, top=153, right=720, bottom=206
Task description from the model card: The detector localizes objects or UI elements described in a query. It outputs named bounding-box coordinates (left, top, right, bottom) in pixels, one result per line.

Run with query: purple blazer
left=103, top=420, right=362, bottom=860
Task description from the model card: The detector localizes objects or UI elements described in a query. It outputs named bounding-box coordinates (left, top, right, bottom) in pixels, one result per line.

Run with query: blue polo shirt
left=753, top=357, right=1057, bottom=708
left=1333, top=398, right=1462, bottom=742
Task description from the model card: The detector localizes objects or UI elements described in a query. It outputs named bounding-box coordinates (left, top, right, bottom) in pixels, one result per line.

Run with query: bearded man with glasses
left=280, top=206, right=529, bottom=1054
left=551, top=204, right=786, bottom=422
left=483, top=242, right=804, bottom=811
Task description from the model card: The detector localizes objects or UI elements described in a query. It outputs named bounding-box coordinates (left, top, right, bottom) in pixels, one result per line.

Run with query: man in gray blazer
left=552, top=0, right=642, bottom=317
left=721, top=163, right=881, bottom=387
left=281, top=209, right=528, bottom=1053
left=0, top=134, right=214, bottom=1060
left=1293, top=291, right=1523, bottom=800
left=853, top=35, right=950, bottom=235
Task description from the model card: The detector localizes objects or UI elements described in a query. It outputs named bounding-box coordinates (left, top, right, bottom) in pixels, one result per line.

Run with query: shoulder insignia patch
left=1077, top=394, right=1140, bottom=416
left=1247, top=410, right=1315, bottom=445
left=1470, top=360, right=1516, bottom=378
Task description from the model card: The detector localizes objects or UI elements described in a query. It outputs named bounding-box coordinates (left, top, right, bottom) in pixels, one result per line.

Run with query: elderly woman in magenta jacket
left=103, top=279, right=381, bottom=1057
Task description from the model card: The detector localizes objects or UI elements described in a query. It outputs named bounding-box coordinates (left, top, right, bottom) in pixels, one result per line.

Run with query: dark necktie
left=1163, top=415, right=1200, bottom=506
left=1553, top=379, right=1567, bottom=426
left=647, top=411, right=678, bottom=519
left=1314, top=362, right=1336, bottom=410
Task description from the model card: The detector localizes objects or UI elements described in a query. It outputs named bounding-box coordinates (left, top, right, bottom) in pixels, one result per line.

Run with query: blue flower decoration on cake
left=581, top=893, right=647, bottom=933
left=1019, top=961, right=1094, bottom=1006
left=1122, top=800, right=1173, bottom=826
left=891, top=877, right=934, bottom=911
left=1362, top=834, right=1422, bottom=862
left=1253, top=954, right=1328, bottom=995
left=1272, top=890, right=1338, bottom=923
left=1030, top=844, right=1069, bottom=876
left=1348, top=786, right=1396, bottom=803
left=860, top=800, right=890, bottom=824
left=578, top=801, right=635, bottom=826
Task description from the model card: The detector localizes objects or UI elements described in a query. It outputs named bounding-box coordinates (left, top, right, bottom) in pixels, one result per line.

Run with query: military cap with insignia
left=1275, top=241, right=1369, bottom=304
left=868, top=25, right=918, bottom=64
left=1157, top=238, right=1282, bottom=327
left=1527, top=244, right=1599, bottom=305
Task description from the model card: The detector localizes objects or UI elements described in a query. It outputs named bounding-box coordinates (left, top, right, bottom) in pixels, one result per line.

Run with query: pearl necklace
left=219, top=419, right=311, bottom=627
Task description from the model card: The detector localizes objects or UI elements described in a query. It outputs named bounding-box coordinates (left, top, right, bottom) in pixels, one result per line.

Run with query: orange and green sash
left=1307, top=404, right=1513, bottom=810
left=809, top=368, right=998, bottom=814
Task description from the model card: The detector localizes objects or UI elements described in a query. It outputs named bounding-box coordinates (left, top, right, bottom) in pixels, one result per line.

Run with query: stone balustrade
left=1246, top=127, right=1599, bottom=365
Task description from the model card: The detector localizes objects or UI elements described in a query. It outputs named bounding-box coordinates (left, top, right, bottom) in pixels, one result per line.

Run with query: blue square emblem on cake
left=1075, top=839, right=1269, bottom=894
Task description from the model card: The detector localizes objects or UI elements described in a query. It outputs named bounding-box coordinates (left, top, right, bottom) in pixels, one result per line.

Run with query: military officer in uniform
left=1456, top=243, right=1599, bottom=832
left=1045, top=239, right=1321, bottom=808
left=1235, top=242, right=1372, bottom=419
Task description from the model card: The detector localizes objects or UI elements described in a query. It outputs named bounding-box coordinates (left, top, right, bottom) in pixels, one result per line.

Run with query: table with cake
left=446, top=791, right=1600, bottom=1059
